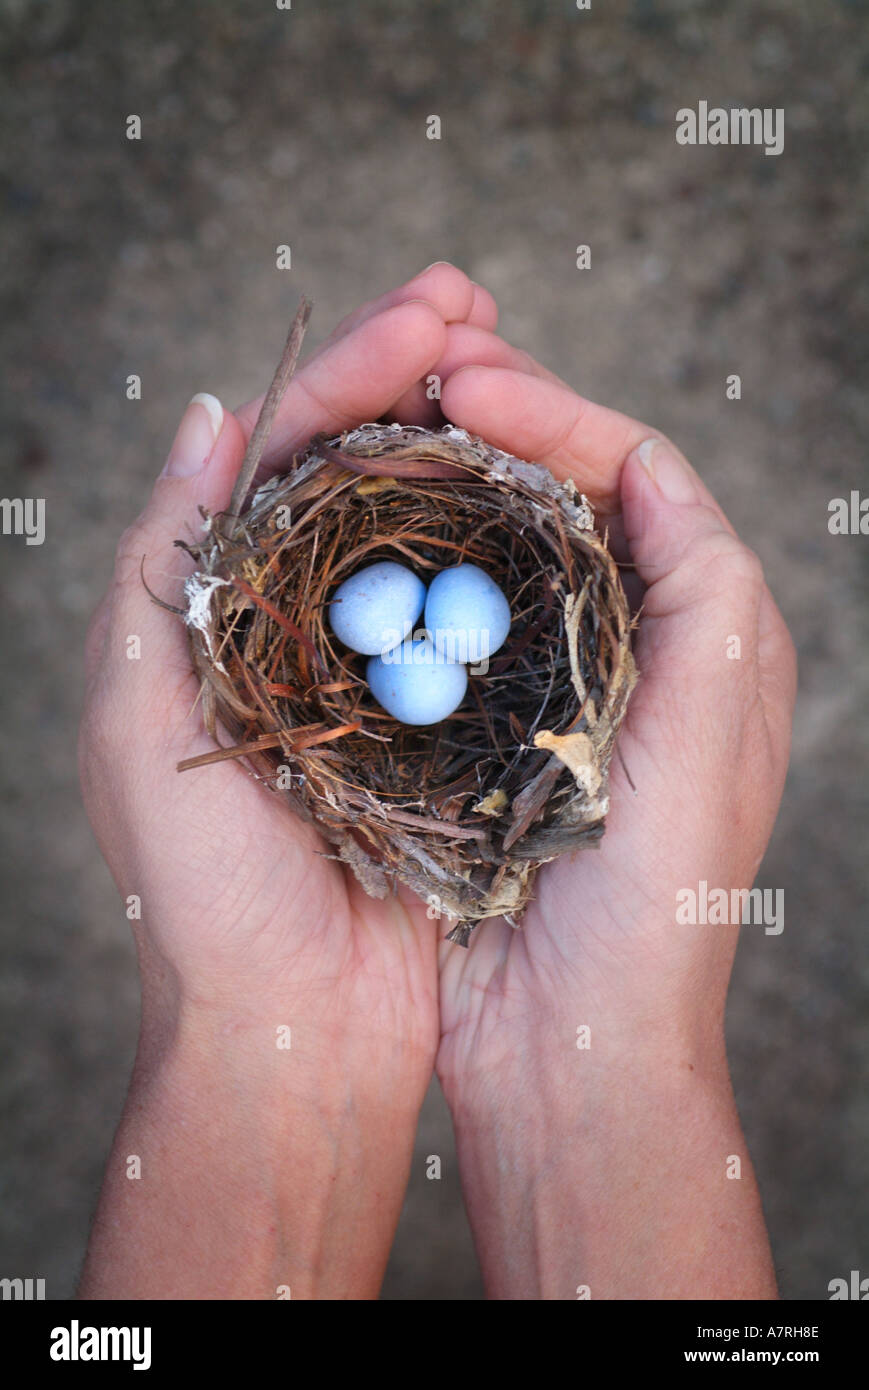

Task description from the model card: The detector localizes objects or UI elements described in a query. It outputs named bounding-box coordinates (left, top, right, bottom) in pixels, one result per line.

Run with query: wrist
left=438, top=994, right=730, bottom=1120
left=80, top=964, right=429, bottom=1300
left=441, top=1039, right=774, bottom=1301
left=137, top=988, right=431, bottom=1138
left=136, top=937, right=436, bottom=1115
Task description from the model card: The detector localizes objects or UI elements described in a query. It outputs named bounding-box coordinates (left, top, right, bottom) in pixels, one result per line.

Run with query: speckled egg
left=366, top=638, right=468, bottom=725
left=329, top=561, right=426, bottom=656
left=425, top=563, right=511, bottom=664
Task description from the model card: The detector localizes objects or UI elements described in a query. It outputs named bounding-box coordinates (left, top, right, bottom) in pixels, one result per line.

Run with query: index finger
left=315, top=262, right=498, bottom=350
left=237, top=263, right=496, bottom=443
left=235, top=298, right=448, bottom=479
left=440, top=365, right=727, bottom=526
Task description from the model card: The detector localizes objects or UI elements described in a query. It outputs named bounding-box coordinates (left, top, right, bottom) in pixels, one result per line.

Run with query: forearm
left=80, top=987, right=424, bottom=1300
left=444, top=1041, right=777, bottom=1301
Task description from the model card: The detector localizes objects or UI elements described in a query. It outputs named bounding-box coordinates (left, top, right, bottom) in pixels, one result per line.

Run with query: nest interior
left=178, top=424, right=636, bottom=944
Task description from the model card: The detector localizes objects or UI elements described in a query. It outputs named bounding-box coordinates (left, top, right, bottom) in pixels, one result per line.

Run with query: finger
left=621, top=438, right=753, bottom=618
left=311, top=263, right=496, bottom=357
left=93, top=395, right=248, bottom=702
left=468, top=281, right=498, bottom=332
left=441, top=366, right=730, bottom=528
left=436, top=324, right=566, bottom=389
left=386, top=323, right=566, bottom=427
left=235, top=300, right=448, bottom=477
left=235, top=266, right=494, bottom=450
left=620, top=438, right=794, bottom=773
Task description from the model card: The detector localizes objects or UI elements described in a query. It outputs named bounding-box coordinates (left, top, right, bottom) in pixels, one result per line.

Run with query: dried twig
left=227, top=297, right=313, bottom=526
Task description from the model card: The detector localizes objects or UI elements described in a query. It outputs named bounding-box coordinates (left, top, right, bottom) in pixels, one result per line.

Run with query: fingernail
left=420, top=260, right=451, bottom=274
left=162, top=393, right=223, bottom=477
left=636, top=437, right=700, bottom=505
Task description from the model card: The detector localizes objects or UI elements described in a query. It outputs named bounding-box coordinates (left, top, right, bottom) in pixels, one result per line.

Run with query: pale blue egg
left=425, top=564, right=511, bottom=664
left=329, top=561, right=426, bottom=656
left=367, top=638, right=468, bottom=725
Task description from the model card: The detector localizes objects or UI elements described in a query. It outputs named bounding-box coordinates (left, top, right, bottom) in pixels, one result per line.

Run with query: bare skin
left=78, top=263, right=795, bottom=1300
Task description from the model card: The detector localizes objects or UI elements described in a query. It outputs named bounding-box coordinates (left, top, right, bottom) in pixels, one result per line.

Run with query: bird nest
left=172, top=309, right=637, bottom=945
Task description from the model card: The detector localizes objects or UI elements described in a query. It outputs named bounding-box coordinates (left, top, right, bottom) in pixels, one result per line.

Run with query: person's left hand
left=78, top=264, right=503, bottom=1298
left=81, top=265, right=501, bottom=1065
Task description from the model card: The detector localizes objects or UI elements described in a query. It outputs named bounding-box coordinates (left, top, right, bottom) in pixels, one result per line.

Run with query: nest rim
left=177, top=422, right=637, bottom=943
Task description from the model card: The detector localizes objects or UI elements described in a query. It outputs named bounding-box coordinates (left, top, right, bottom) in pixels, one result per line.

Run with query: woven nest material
left=176, top=420, right=637, bottom=945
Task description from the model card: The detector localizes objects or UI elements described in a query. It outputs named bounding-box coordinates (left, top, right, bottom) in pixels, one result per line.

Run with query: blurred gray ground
left=0, top=0, right=867, bottom=1300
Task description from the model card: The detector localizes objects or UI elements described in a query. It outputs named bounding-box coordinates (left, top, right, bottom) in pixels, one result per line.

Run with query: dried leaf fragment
left=533, top=729, right=603, bottom=798
left=473, top=788, right=509, bottom=817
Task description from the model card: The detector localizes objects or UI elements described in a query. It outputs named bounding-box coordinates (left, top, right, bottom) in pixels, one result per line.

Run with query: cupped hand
left=433, top=347, right=797, bottom=1095
left=78, top=263, right=499, bottom=1097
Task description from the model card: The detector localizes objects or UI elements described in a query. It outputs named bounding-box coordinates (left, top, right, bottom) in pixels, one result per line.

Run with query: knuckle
left=724, top=537, right=765, bottom=589
left=113, top=519, right=149, bottom=589
left=684, top=527, right=766, bottom=592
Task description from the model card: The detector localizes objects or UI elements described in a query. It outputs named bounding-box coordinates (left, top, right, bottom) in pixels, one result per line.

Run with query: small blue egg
left=367, top=638, right=468, bottom=725
left=425, top=564, right=511, bottom=664
left=329, top=561, right=426, bottom=656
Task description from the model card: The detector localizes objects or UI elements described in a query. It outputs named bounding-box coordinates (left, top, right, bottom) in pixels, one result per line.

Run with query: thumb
left=622, top=436, right=763, bottom=646
left=119, top=392, right=248, bottom=594
left=153, top=391, right=248, bottom=542
left=86, top=394, right=248, bottom=690
left=619, top=436, right=766, bottom=742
